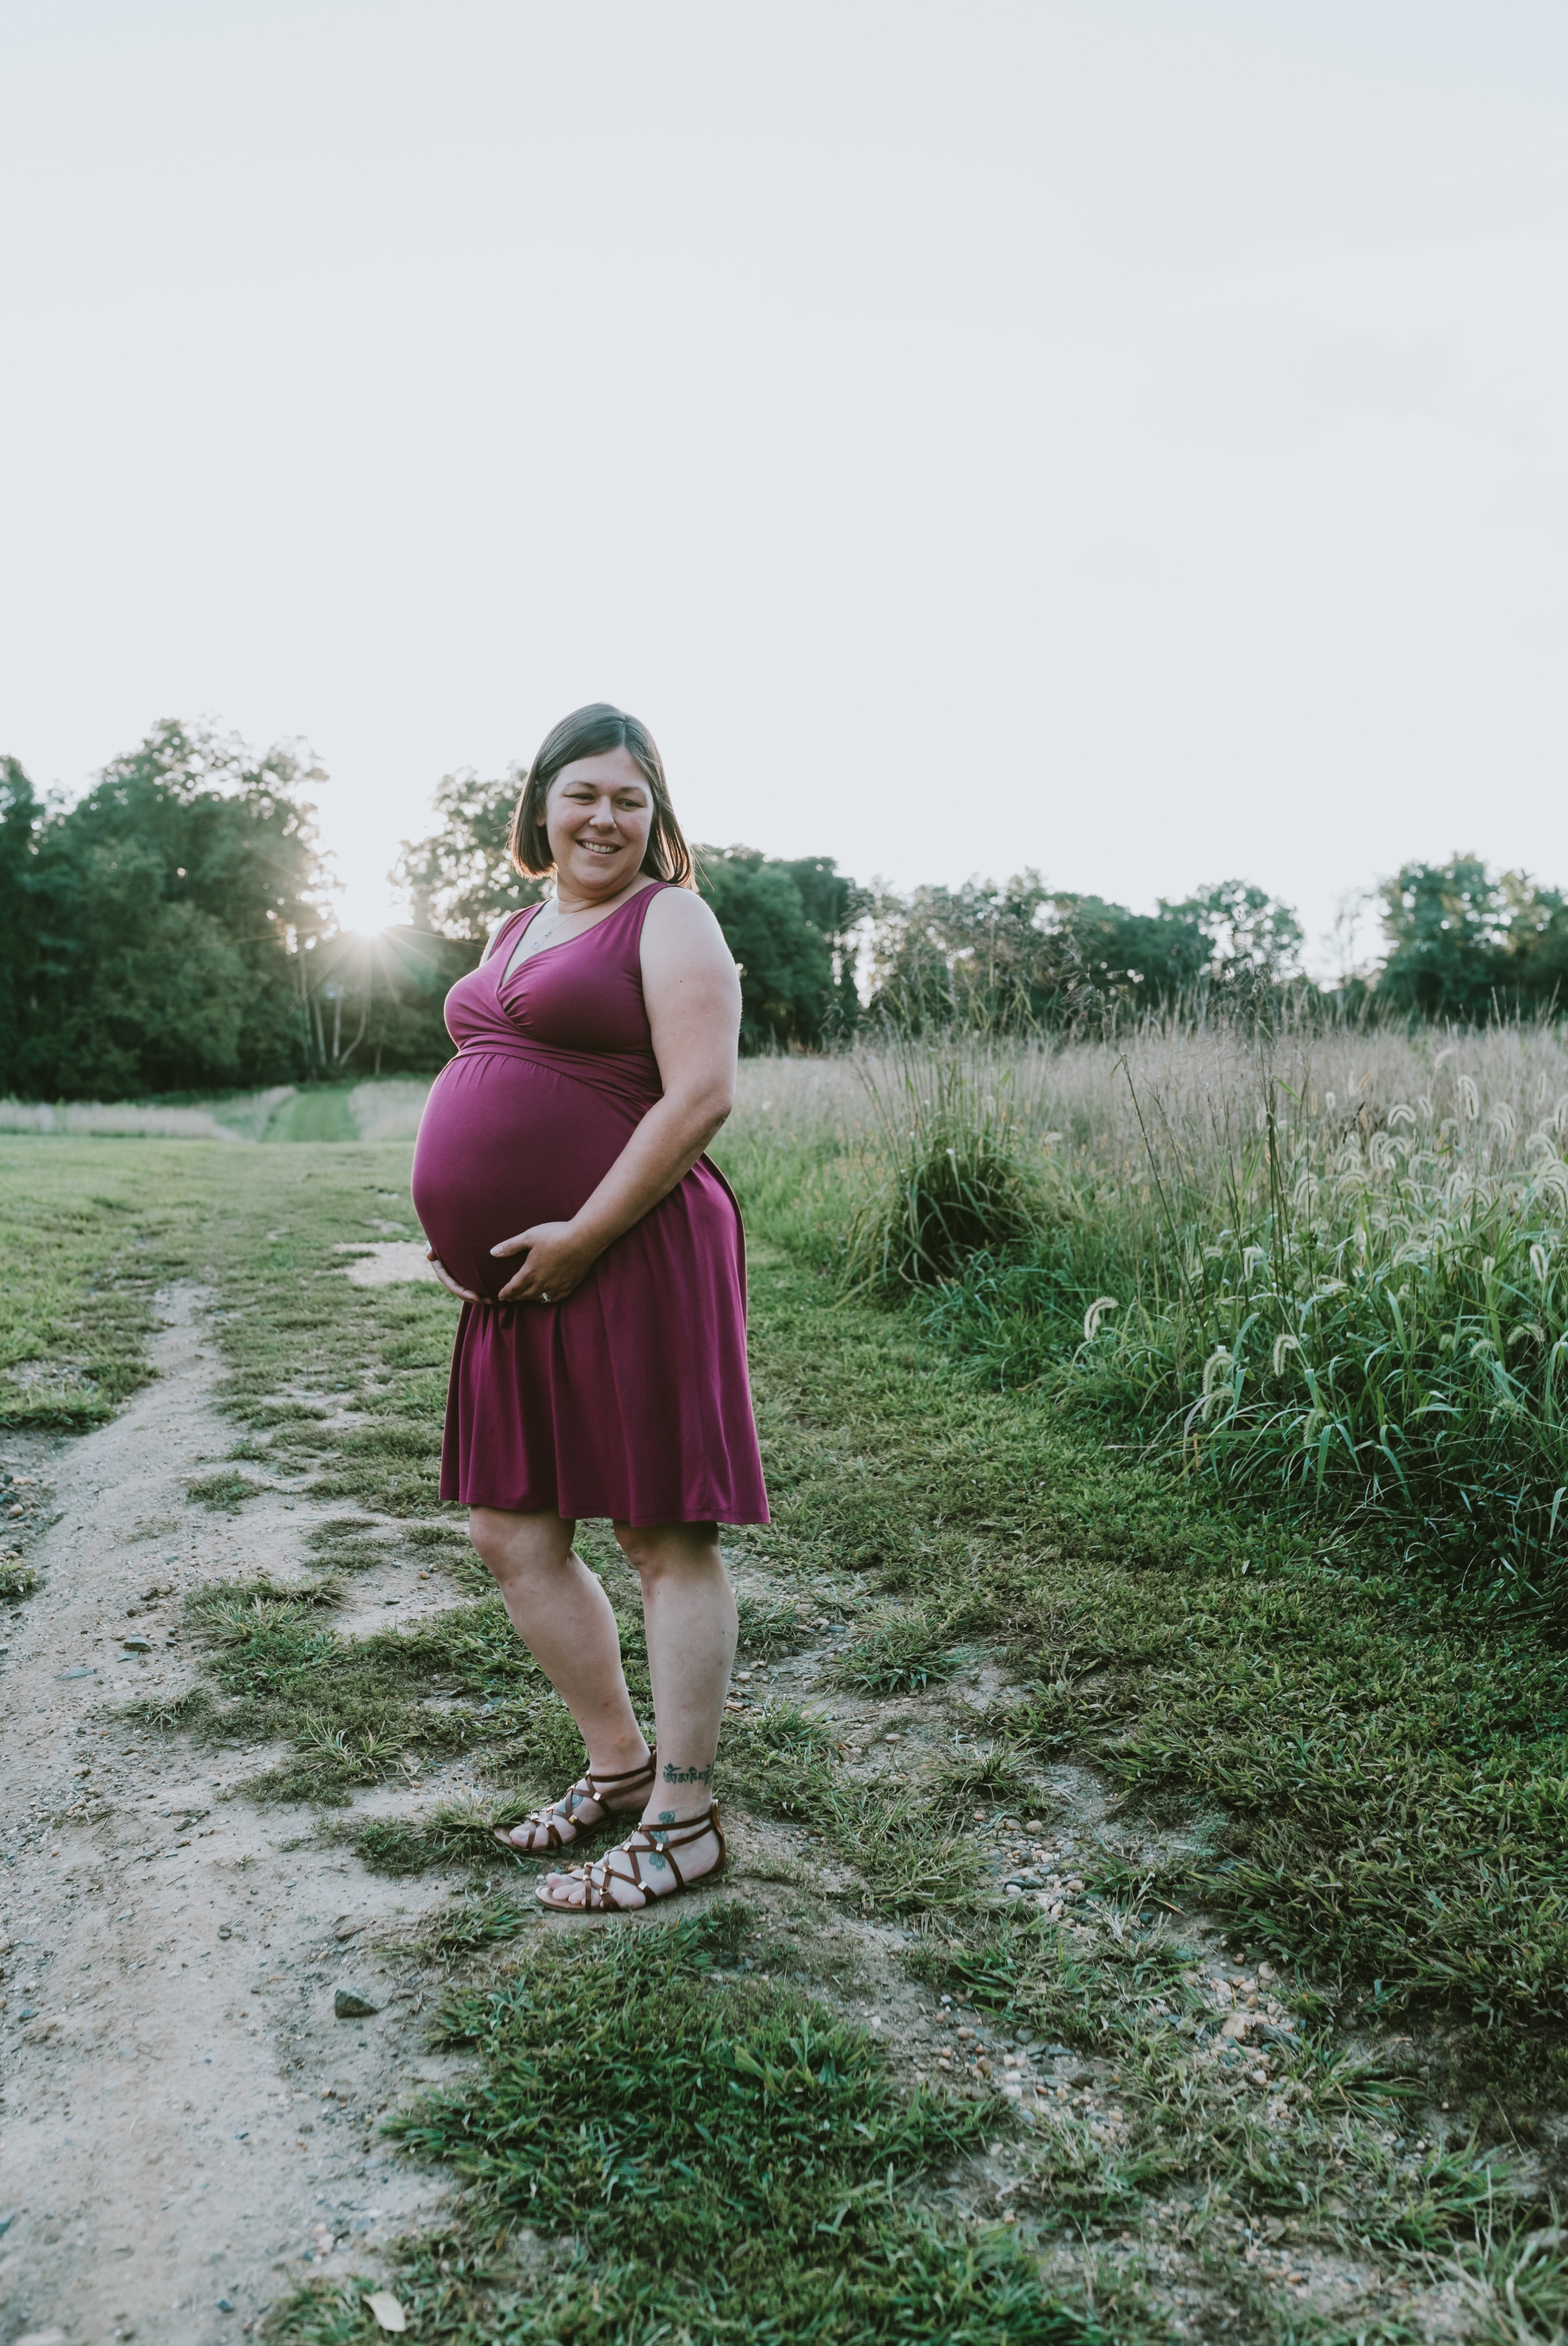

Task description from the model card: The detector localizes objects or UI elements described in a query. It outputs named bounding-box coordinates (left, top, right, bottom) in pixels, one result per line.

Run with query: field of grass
left=6, top=1027, right=1568, bottom=2342
left=722, top=1025, right=1568, bottom=1608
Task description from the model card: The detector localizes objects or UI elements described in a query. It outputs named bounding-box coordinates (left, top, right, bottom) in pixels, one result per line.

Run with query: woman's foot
left=492, top=1746, right=654, bottom=1855
left=537, top=1803, right=726, bottom=1910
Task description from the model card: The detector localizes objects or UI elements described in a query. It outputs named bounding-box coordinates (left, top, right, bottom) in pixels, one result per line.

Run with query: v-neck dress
left=409, top=884, right=769, bottom=1527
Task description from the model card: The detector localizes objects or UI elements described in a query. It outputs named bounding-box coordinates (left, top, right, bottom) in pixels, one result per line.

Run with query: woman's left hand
left=491, top=1220, right=598, bottom=1306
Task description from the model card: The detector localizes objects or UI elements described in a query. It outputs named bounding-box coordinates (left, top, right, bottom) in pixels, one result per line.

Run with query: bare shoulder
left=639, top=884, right=734, bottom=971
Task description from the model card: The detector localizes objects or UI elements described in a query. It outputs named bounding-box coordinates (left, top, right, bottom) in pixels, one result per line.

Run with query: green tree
left=0, top=758, right=42, bottom=1093
left=392, top=768, right=544, bottom=944
left=695, top=848, right=837, bottom=1049
left=770, top=855, right=871, bottom=1032
left=869, top=872, right=1301, bottom=1030
left=292, top=925, right=477, bottom=1079
left=5, top=721, right=332, bottom=1097
left=394, top=779, right=862, bottom=1051
left=1377, top=854, right=1568, bottom=1019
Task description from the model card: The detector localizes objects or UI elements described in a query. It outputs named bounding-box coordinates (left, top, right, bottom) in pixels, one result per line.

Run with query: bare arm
left=487, top=888, right=741, bottom=1306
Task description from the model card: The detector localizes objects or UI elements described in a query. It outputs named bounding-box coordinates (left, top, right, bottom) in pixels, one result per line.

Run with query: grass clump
left=734, top=1590, right=818, bottom=1657
left=0, top=1559, right=38, bottom=1601
left=843, top=1048, right=1040, bottom=1291
left=830, top=1605, right=970, bottom=1694
left=121, top=1685, right=214, bottom=1734
left=1456, top=2217, right=1568, bottom=2344
left=185, top=1468, right=265, bottom=1511
left=350, top=1802, right=509, bottom=1877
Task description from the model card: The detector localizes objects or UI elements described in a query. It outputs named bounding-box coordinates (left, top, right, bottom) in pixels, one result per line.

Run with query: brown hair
left=507, top=703, right=696, bottom=888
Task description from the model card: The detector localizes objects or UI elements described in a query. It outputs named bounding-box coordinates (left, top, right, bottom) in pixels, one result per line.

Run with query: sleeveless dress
left=409, top=883, right=770, bottom=1527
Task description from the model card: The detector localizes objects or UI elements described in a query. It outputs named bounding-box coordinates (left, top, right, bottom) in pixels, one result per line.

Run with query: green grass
left=0, top=1136, right=225, bottom=1427
left=739, top=1247, right=1568, bottom=2030
left=855, top=1038, right=1568, bottom=1607
left=11, top=1114, right=1568, bottom=2341
left=274, top=1905, right=1109, bottom=2346
left=178, top=1574, right=593, bottom=1809
left=829, top=1603, right=973, bottom=1694
left=266, top=1087, right=360, bottom=1143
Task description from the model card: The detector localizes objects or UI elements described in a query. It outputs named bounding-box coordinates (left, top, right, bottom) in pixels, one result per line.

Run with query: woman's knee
left=612, top=1520, right=720, bottom=1583
left=469, top=1508, right=575, bottom=1580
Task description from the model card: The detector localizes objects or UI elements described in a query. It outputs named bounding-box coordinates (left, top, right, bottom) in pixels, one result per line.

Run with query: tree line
left=2, top=721, right=1565, bottom=1099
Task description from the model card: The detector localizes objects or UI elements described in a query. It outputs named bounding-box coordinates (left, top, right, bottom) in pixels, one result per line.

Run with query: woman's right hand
left=426, top=1247, right=484, bottom=1304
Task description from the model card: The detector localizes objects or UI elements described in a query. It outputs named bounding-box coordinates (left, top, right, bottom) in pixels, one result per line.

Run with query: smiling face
left=543, top=746, right=655, bottom=904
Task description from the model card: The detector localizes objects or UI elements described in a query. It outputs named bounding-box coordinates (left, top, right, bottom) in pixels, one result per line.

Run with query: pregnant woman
left=411, top=703, right=768, bottom=1912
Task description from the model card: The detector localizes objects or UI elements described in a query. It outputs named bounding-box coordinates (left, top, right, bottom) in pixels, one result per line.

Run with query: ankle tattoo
left=662, top=1762, right=713, bottom=1785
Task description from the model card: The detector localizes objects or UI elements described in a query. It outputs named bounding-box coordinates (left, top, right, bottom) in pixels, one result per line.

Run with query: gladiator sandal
left=536, top=1802, right=727, bottom=1912
left=492, top=1749, right=655, bottom=1856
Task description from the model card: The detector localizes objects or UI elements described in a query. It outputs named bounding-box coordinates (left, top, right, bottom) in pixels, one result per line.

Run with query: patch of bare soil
left=0, top=1288, right=465, bottom=2346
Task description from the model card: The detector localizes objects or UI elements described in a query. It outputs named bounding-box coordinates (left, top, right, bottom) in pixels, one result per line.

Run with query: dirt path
left=0, top=1287, right=462, bottom=2346
left=0, top=1272, right=1480, bottom=2346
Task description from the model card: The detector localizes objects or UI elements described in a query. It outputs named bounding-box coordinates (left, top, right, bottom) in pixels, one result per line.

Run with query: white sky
left=2, top=2, right=1566, bottom=973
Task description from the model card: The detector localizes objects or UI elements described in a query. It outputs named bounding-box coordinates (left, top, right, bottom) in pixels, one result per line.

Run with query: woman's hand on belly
left=426, top=1247, right=485, bottom=1304
left=491, top=1219, right=599, bottom=1306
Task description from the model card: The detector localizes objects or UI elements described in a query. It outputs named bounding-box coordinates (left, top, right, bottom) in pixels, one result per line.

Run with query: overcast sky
left=2, top=2, right=1565, bottom=970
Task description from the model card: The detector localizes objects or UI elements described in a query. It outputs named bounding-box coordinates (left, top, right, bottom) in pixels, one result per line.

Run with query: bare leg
left=540, top=1520, right=735, bottom=1909
left=470, top=1507, right=650, bottom=1850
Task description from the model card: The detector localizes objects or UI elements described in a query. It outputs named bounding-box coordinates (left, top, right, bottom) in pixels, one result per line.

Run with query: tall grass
left=724, top=1022, right=1568, bottom=1602
left=347, top=1077, right=433, bottom=1140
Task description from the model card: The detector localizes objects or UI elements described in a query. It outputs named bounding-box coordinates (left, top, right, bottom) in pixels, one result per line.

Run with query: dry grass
left=347, top=1078, right=433, bottom=1141
left=0, top=1087, right=295, bottom=1140
left=731, top=1020, right=1568, bottom=1172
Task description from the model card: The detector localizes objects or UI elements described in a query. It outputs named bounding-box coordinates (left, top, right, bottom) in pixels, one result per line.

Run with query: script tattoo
left=662, top=1763, right=713, bottom=1785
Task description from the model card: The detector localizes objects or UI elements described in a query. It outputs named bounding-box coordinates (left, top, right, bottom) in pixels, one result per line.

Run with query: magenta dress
left=410, top=884, right=769, bottom=1527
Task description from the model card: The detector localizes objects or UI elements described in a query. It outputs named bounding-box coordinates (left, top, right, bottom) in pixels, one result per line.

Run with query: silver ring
left=541, top=1291, right=550, bottom=1302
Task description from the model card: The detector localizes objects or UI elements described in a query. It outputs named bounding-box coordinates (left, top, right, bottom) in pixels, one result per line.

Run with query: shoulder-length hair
left=507, top=703, right=696, bottom=889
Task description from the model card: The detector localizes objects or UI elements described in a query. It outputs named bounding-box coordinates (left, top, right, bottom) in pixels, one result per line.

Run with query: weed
left=883, top=1032, right=1568, bottom=1605
left=0, top=1560, right=38, bottom=1601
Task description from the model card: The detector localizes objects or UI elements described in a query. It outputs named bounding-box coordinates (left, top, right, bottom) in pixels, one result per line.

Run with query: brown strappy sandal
left=536, top=1801, right=727, bottom=1912
left=492, top=1749, right=655, bottom=1857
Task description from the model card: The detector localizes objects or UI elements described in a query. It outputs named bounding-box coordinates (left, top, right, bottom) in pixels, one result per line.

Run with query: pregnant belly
left=411, top=1052, right=637, bottom=1301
